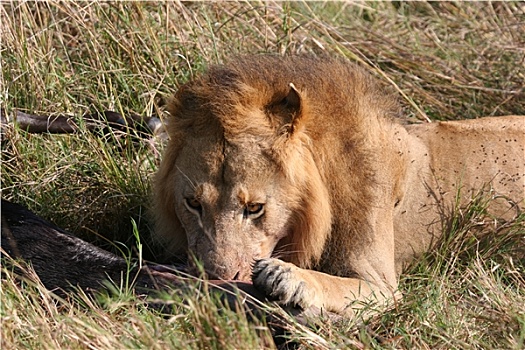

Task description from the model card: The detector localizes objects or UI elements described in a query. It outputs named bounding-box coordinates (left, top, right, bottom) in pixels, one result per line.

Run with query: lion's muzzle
left=190, top=247, right=253, bottom=281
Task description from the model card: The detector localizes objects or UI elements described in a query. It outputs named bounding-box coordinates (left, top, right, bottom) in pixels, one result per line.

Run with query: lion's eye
left=244, top=203, right=264, bottom=219
left=185, top=198, right=202, bottom=213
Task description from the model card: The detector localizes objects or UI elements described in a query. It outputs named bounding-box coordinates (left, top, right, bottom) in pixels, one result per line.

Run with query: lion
left=153, top=55, right=524, bottom=316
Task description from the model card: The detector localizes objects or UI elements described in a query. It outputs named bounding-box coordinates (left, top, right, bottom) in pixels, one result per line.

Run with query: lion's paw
left=251, top=258, right=317, bottom=309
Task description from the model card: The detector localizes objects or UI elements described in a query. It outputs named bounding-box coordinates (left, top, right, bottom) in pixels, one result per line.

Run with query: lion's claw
left=252, top=258, right=315, bottom=309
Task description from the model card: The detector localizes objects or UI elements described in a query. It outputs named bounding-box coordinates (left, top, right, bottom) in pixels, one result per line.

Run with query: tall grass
left=1, top=1, right=524, bottom=348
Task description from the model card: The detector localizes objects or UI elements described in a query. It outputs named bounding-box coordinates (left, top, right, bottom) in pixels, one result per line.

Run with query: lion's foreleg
left=252, top=258, right=397, bottom=317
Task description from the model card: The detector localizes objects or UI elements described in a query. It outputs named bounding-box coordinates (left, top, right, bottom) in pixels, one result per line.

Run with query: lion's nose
left=205, top=265, right=241, bottom=281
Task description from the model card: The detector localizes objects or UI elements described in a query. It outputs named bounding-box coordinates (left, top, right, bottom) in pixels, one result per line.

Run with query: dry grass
left=1, top=258, right=278, bottom=349
left=1, top=1, right=524, bottom=349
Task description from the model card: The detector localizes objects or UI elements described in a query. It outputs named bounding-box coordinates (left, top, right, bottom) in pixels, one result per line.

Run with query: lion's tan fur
left=154, top=55, right=524, bottom=314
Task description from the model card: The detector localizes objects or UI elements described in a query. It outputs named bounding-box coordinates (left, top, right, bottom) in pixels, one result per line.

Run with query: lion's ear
left=269, top=83, right=304, bottom=135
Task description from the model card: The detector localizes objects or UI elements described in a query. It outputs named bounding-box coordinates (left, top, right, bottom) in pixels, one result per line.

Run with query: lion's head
left=153, top=55, right=399, bottom=281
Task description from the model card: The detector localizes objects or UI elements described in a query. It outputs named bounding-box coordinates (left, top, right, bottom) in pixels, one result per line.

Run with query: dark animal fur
left=1, top=199, right=171, bottom=294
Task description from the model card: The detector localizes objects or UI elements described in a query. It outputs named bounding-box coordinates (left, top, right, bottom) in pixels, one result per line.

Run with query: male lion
left=153, top=55, right=524, bottom=316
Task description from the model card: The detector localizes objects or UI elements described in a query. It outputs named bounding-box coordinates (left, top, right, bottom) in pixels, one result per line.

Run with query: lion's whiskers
left=270, top=243, right=305, bottom=261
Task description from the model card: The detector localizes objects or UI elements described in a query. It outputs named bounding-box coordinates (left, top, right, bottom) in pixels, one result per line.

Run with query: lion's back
left=407, top=115, right=524, bottom=217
